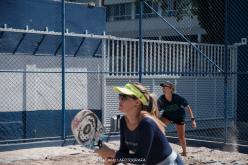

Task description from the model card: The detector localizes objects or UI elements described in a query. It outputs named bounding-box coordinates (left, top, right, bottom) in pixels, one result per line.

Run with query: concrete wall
left=0, top=54, right=104, bottom=140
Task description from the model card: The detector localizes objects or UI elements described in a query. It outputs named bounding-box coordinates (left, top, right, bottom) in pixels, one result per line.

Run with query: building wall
left=104, top=0, right=205, bottom=41
left=106, top=16, right=205, bottom=38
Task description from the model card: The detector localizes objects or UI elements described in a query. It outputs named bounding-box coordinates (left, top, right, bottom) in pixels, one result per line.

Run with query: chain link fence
left=103, top=0, right=247, bottom=147
left=0, top=0, right=248, bottom=150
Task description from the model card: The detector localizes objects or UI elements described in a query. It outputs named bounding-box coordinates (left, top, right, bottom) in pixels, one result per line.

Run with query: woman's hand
left=191, top=120, right=197, bottom=128
left=95, top=144, right=116, bottom=165
left=95, top=143, right=116, bottom=159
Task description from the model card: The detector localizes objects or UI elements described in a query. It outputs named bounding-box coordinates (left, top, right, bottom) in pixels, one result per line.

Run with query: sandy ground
left=0, top=141, right=247, bottom=165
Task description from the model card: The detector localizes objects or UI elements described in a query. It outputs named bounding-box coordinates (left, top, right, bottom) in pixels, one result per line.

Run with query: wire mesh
left=0, top=0, right=248, bottom=148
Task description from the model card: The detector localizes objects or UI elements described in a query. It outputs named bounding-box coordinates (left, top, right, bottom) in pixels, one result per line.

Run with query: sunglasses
left=162, top=85, right=171, bottom=88
left=119, top=94, right=137, bottom=101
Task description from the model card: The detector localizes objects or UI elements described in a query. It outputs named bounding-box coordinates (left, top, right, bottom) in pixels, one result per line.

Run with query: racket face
left=71, top=110, right=105, bottom=149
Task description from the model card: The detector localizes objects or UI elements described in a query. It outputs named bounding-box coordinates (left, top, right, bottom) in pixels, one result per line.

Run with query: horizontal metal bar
left=0, top=27, right=114, bottom=40
left=0, top=70, right=111, bottom=74
left=0, top=27, right=237, bottom=47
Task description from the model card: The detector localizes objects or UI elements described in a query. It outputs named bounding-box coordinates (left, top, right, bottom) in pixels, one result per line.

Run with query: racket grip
left=97, top=140, right=103, bottom=148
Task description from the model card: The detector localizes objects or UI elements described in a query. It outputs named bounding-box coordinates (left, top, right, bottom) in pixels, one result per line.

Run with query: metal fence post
left=61, top=0, right=66, bottom=140
left=139, top=0, right=144, bottom=83
left=102, top=31, right=106, bottom=125
left=224, top=0, right=230, bottom=143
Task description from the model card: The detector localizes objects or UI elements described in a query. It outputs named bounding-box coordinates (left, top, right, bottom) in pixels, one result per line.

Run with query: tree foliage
left=146, top=0, right=225, bottom=43
left=191, top=0, right=225, bottom=43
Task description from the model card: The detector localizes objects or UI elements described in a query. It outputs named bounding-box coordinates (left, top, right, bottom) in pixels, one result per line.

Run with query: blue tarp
left=0, top=0, right=106, bottom=141
left=0, top=0, right=106, bottom=56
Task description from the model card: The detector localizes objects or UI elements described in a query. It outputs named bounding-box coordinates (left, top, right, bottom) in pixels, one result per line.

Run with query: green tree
left=148, top=0, right=225, bottom=43
left=191, top=0, right=225, bottom=44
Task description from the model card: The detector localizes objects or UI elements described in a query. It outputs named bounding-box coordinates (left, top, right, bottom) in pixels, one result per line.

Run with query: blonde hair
left=131, top=82, right=166, bottom=134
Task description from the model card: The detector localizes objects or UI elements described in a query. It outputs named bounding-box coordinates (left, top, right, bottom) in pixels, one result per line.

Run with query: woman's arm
left=96, top=117, right=129, bottom=159
left=179, top=95, right=196, bottom=129
left=185, top=105, right=196, bottom=128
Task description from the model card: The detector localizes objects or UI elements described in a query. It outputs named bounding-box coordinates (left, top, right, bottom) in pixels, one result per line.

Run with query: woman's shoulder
left=173, top=93, right=187, bottom=101
left=158, top=94, right=165, bottom=100
left=173, top=93, right=184, bottom=99
left=140, top=116, right=157, bottom=128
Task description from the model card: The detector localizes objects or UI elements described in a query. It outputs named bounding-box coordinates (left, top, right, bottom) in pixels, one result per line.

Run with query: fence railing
left=0, top=27, right=242, bottom=146
left=106, top=38, right=238, bottom=77
left=0, top=27, right=238, bottom=78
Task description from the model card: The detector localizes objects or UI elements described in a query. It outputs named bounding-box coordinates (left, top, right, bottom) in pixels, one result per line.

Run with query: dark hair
left=160, top=81, right=175, bottom=92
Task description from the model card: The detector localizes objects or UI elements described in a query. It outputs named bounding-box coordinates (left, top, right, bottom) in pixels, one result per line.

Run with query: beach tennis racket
left=71, top=109, right=105, bottom=149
